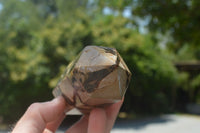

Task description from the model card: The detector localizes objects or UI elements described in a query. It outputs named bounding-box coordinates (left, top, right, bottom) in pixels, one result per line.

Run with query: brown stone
left=53, top=46, right=131, bottom=114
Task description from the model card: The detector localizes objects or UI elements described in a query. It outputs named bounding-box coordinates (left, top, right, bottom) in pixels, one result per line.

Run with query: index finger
left=105, top=99, right=124, bottom=132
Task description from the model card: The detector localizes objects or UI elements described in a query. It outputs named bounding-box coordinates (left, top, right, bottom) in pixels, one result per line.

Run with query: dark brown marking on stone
left=73, top=87, right=90, bottom=108
left=73, top=69, right=78, bottom=74
left=71, top=70, right=85, bottom=88
left=73, top=90, right=77, bottom=106
left=116, top=54, right=120, bottom=66
left=99, top=46, right=116, bottom=55
left=72, top=77, right=76, bottom=83
left=79, top=77, right=82, bottom=83
left=76, top=93, right=91, bottom=107
left=83, top=64, right=118, bottom=93
left=61, top=93, right=74, bottom=106
left=78, top=71, right=85, bottom=83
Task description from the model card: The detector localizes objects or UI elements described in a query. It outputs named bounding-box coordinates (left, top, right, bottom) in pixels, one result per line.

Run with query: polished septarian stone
left=53, top=46, right=131, bottom=114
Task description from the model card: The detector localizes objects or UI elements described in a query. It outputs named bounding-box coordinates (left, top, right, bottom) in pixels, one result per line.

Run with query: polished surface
left=53, top=46, right=131, bottom=114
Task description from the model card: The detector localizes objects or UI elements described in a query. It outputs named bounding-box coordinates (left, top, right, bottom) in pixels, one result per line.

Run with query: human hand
left=12, top=96, right=123, bottom=133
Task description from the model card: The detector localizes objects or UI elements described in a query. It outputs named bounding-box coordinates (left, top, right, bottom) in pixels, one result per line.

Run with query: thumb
left=12, top=96, right=66, bottom=133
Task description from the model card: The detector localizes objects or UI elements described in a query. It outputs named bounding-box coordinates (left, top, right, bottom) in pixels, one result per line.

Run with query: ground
left=1, top=114, right=200, bottom=133
left=110, top=114, right=200, bottom=133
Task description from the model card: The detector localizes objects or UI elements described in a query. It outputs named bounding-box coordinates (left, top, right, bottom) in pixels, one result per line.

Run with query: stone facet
left=53, top=46, right=131, bottom=114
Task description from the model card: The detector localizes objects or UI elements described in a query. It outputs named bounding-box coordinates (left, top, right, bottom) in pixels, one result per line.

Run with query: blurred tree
left=0, top=0, right=182, bottom=122
left=133, top=0, right=200, bottom=53
left=28, top=0, right=58, bottom=18
left=131, top=0, right=200, bottom=104
left=0, top=0, right=42, bottom=30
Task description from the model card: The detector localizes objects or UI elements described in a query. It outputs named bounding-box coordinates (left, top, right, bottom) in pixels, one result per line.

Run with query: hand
left=12, top=96, right=123, bottom=133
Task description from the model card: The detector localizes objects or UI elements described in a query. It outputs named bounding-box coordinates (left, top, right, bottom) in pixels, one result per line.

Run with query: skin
left=12, top=96, right=123, bottom=133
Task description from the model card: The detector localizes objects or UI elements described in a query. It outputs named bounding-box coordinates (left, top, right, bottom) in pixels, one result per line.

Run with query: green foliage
left=0, top=0, right=191, bottom=122
left=122, top=40, right=178, bottom=114
left=97, top=0, right=132, bottom=11
left=133, top=0, right=200, bottom=51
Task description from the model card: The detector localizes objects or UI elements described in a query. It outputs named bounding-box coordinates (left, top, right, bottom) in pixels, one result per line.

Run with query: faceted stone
left=53, top=46, right=131, bottom=114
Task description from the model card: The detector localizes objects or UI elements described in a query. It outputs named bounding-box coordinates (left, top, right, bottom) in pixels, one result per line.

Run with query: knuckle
left=27, top=102, right=41, bottom=113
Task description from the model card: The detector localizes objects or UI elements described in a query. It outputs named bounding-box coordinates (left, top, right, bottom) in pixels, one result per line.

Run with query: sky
left=103, top=6, right=149, bottom=34
left=0, top=3, right=2, bottom=11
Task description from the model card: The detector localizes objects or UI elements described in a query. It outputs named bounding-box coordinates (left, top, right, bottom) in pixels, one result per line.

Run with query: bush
left=0, top=1, right=180, bottom=122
